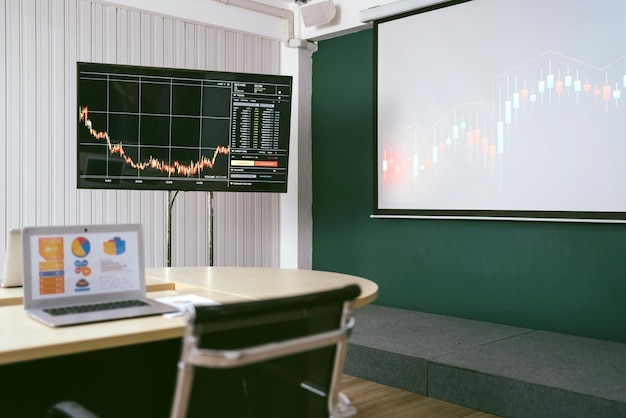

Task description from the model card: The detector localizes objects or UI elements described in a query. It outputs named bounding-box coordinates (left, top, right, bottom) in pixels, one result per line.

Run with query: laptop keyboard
left=43, top=299, right=149, bottom=316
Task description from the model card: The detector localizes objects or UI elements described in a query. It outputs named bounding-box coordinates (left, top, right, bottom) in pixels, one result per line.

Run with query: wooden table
left=144, top=266, right=378, bottom=308
left=0, top=267, right=377, bottom=417
left=0, top=267, right=377, bottom=365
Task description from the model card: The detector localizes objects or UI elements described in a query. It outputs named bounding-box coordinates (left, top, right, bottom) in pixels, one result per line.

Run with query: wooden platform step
left=345, top=305, right=626, bottom=418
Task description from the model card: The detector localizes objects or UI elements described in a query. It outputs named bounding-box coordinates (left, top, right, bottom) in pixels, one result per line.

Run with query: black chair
left=48, top=284, right=361, bottom=418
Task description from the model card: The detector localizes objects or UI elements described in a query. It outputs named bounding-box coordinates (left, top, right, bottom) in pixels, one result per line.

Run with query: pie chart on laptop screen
left=71, top=237, right=91, bottom=258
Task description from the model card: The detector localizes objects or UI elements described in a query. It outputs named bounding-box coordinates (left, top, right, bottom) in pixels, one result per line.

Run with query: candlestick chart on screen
left=380, top=53, right=626, bottom=211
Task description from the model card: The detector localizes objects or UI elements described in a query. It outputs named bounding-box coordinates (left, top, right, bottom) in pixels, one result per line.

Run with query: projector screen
left=375, top=0, right=626, bottom=222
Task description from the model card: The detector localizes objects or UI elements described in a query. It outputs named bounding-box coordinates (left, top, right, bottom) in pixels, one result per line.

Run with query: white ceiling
left=107, top=0, right=398, bottom=41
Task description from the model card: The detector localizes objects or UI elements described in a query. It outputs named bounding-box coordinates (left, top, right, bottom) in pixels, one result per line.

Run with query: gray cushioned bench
left=345, top=305, right=626, bottom=418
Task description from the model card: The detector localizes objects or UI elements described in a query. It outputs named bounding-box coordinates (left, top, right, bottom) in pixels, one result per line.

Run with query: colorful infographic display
left=32, top=232, right=137, bottom=299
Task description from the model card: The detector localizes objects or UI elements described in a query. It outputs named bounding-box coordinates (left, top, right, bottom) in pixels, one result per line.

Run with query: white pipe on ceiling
left=215, top=0, right=295, bottom=41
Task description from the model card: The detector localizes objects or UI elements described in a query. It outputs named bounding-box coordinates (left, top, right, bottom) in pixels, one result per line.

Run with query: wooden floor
left=340, top=375, right=500, bottom=418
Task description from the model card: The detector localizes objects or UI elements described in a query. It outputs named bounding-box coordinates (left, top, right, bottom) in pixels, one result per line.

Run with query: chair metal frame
left=170, top=285, right=360, bottom=418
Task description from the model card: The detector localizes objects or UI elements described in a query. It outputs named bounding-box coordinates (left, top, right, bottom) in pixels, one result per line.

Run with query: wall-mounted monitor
left=77, top=62, right=292, bottom=192
left=374, top=0, right=626, bottom=222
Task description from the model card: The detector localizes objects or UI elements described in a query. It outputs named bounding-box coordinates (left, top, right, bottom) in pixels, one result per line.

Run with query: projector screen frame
left=372, top=0, right=626, bottom=223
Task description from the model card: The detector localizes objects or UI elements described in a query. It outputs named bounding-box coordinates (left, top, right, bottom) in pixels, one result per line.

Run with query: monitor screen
left=374, top=0, right=626, bottom=222
left=77, top=62, right=292, bottom=192
left=25, top=228, right=143, bottom=301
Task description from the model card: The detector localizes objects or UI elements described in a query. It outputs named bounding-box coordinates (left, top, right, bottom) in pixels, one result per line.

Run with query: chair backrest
left=170, top=284, right=361, bottom=418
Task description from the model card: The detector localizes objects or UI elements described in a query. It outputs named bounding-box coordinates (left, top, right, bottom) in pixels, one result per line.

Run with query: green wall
left=311, top=29, right=626, bottom=343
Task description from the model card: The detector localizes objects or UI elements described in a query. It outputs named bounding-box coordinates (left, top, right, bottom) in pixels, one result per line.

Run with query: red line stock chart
left=78, top=106, right=230, bottom=177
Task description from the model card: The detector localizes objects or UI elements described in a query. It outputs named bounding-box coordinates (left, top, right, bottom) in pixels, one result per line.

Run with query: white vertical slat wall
left=0, top=0, right=282, bottom=272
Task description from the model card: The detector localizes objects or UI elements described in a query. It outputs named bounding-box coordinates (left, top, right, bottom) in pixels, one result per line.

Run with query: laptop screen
left=23, top=224, right=144, bottom=303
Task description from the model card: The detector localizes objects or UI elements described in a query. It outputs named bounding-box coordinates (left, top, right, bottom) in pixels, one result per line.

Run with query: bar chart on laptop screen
left=375, top=0, right=626, bottom=221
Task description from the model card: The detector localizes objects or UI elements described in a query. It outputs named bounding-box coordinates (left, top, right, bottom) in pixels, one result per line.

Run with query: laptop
left=22, top=223, right=178, bottom=327
left=1, top=228, right=22, bottom=287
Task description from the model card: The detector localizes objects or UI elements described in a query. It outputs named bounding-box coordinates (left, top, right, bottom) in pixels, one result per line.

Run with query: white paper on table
left=157, top=294, right=221, bottom=318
